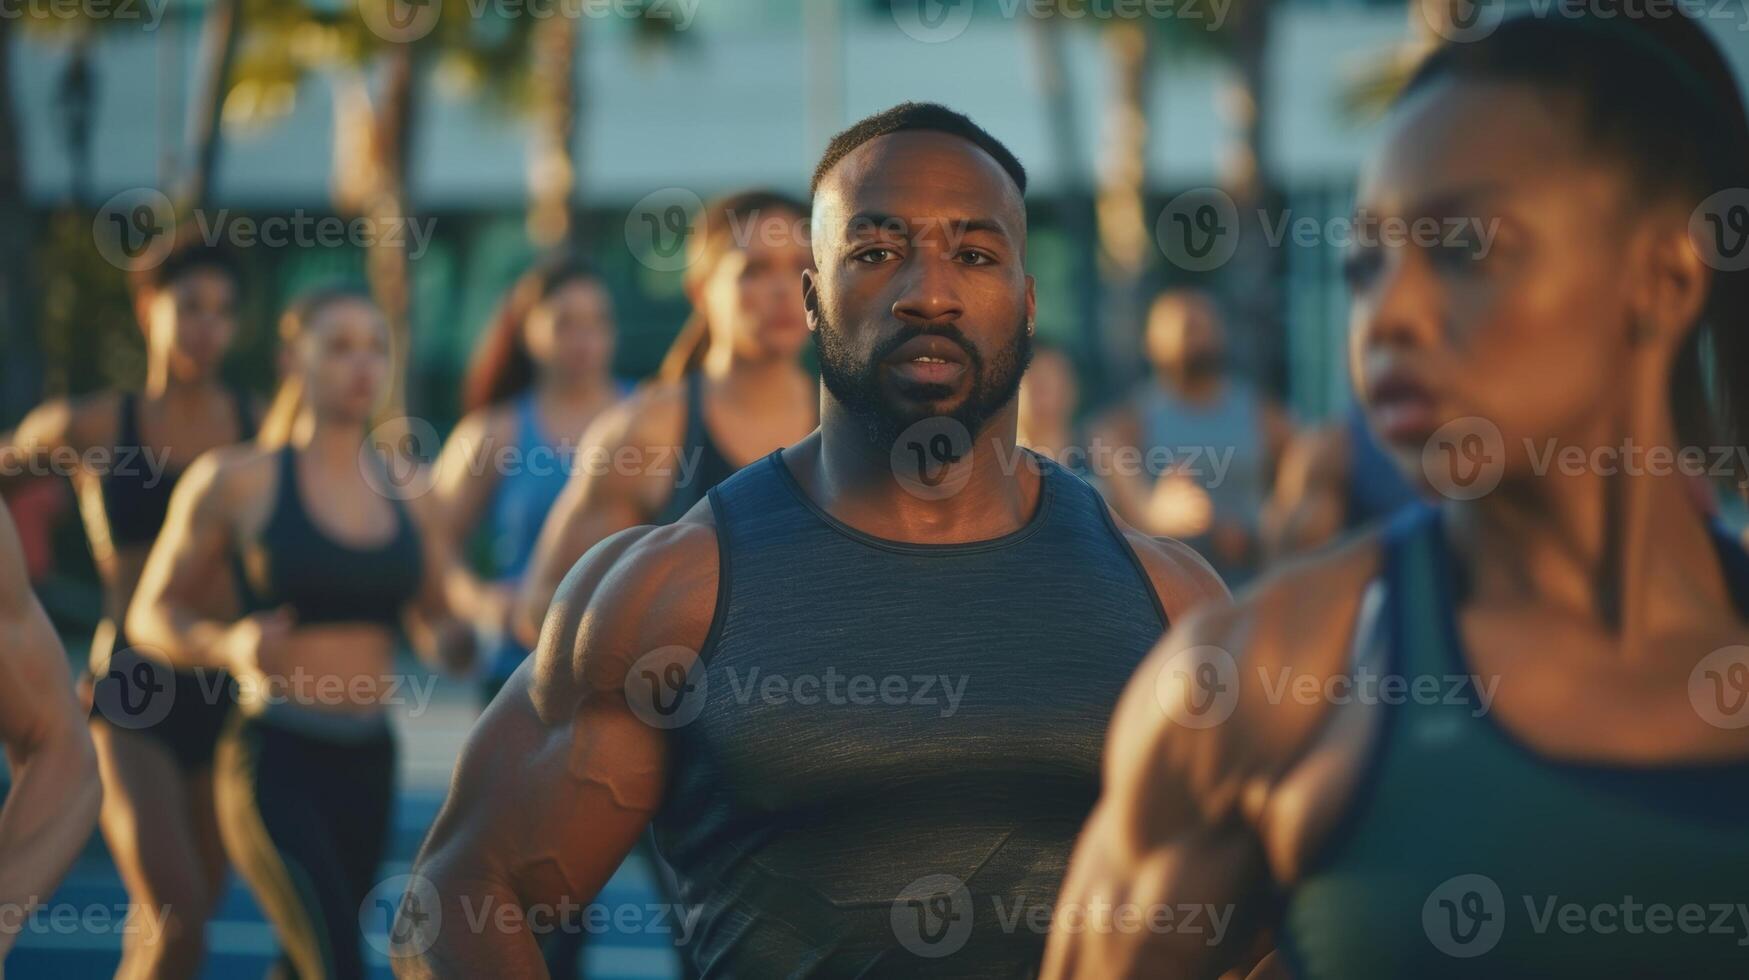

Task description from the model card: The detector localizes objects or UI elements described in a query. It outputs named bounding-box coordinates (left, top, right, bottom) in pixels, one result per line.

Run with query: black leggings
left=215, top=710, right=396, bottom=980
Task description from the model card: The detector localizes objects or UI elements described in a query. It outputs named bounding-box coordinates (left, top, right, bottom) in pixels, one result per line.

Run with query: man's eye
left=958, top=251, right=994, bottom=266
left=854, top=248, right=895, bottom=264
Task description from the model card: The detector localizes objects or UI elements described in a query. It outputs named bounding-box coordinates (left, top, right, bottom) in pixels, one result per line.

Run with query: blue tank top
left=649, top=449, right=1168, bottom=977
left=1342, top=403, right=1417, bottom=529
left=480, top=393, right=585, bottom=680
left=1281, top=505, right=1749, bottom=978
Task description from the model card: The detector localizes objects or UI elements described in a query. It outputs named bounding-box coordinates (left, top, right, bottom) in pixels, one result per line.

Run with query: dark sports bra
left=654, top=372, right=740, bottom=525
left=102, top=388, right=255, bottom=547
left=235, top=446, right=423, bottom=629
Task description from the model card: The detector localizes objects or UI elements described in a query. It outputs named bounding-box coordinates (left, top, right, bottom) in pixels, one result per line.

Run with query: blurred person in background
left=0, top=505, right=102, bottom=970
left=0, top=237, right=255, bottom=978
left=429, top=253, right=625, bottom=708
left=127, top=285, right=473, bottom=980
left=1090, top=290, right=1293, bottom=587
left=513, top=190, right=817, bottom=648
left=1046, top=7, right=1749, bottom=977
left=1017, top=341, right=1084, bottom=472
left=1263, top=400, right=1420, bottom=560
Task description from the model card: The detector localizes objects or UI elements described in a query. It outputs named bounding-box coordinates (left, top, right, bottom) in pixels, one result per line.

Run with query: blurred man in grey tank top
left=1093, top=290, right=1294, bottom=586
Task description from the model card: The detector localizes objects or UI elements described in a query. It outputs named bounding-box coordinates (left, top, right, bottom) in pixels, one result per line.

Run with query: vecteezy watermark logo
left=1153, top=644, right=1239, bottom=729
left=93, top=188, right=176, bottom=272
left=1421, top=0, right=1505, bottom=43
left=1423, top=873, right=1505, bottom=958
left=90, top=647, right=179, bottom=730
left=625, top=187, right=705, bottom=273
left=1690, top=645, right=1749, bottom=730
left=890, top=417, right=974, bottom=501
left=1421, top=416, right=1505, bottom=501
left=361, top=416, right=442, bottom=501
left=1156, top=188, right=1240, bottom=272
left=624, top=646, right=707, bottom=729
left=892, top=874, right=975, bottom=958
left=366, top=873, right=443, bottom=960
left=891, top=0, right=977, bottom=43
left=359, top=0, right=443, bottom=43
left=1690, top=188, right=1749, bottom=273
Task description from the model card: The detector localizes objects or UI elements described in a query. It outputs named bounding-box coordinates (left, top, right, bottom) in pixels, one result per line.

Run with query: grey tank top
left=648, top=448, right=1169, bottom=978
left=1135, top=380, right=1266, bottom=528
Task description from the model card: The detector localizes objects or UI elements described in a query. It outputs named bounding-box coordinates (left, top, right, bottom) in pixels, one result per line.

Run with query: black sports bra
left=101, top=389, right=254, bottom=548
left=235, top=446, right=423, bottom=629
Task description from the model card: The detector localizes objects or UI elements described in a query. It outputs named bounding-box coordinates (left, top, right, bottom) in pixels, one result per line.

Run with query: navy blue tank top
left=650, top=449, right=1168, bottom=977
left=102, top=388, right=254, bottom=547
left=655, top=372, right=739, bottom=525
left=235, top=447, right=423, bottom=629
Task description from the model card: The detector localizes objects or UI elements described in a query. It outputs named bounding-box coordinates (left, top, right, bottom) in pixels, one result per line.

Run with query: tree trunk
left=365, top=42, right=419, bottom=417
left=1026, top=4, right=1104, bottom=394
left=526, top=14, right=579, bottom=248
left=1096, top=20, right=1153, bottom=389
left=1222, top=0, right=1281, bottom=391
left=0, top=16, right=40, bottom=426
left=181, top=0, right=242, bottom=210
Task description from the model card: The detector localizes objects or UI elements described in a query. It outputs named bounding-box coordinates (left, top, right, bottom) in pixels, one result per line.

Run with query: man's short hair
left=811, top=102, right=1027, bottom=196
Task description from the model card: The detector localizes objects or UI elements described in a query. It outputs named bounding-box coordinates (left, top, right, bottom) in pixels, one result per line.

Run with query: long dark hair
left=655, top=189, right=809, bottom=383
left=1402, top=3, right=1749, bottom=484
left=462, top=252, right=603, bottom=414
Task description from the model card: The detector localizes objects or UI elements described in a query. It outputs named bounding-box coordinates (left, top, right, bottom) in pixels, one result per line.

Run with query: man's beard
left=814, top=312, right=1033, bottom=451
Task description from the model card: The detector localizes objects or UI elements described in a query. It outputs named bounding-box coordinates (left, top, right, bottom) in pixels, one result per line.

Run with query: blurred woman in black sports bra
left=513, top=190, right=818, bottom=647
left=128, top=284, right=473, bottom=980
left=0, top=236, right=255, bottom=978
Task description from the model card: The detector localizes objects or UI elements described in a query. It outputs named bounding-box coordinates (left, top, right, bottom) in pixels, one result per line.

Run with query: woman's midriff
left=236, top=623, right=404, bottom=716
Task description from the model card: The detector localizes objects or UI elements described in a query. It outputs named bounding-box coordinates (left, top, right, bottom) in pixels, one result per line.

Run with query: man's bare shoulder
left=528, top=510, right=720, bottom=722
left=1103, top=530, right=1385, bottom=839
left=1120, top=527, right=1230, bottom=623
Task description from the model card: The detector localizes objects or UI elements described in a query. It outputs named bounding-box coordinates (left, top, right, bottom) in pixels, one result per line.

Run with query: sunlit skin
left=128, top=297, right=470, bottom=719
left=1018, top=347, right=1079, bottom=460
left=511, top=209, right=818, bottom=647
left=397, top=132, right=1228, bottom=978
left=0, top=262, right=252, bottom=980
left=0, top=507, right=102, bottom=965
left=430, top=278, right=623, bottom=644
left=1042, top=78, right=1748, bottom=980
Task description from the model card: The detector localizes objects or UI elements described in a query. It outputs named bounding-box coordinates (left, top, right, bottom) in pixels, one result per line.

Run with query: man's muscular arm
left=397, top=514, right=718, bottom=978
left=0, top=508, right=101, bottom=963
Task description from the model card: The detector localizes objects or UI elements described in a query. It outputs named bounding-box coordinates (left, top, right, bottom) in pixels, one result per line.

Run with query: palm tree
left=0, top=14, right=38, bottom=425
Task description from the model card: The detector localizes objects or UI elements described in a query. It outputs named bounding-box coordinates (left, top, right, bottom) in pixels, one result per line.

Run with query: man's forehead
left=814, top=130, right=1025, bottom=241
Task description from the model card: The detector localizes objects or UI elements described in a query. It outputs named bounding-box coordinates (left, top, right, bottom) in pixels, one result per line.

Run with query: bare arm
left=0, top=508, right=101, bottom=962
left=1043, top=606, right=1277, bottom=979
left=1089, top=405, right=1151, bottom=531
left=402, top=485, right=477, bottom=676
left=397, top=517, right=718, bottom=978
left=0, top=396, right=109, bottom=491
left=1260, top=424, right=1349, bottom=562
left=427, top=409, right=510, bottom=633
left=1045, top=538, right=1381, bottom=979
left=126, top=449, right=266, bottom=672
left=512, top=398, right=672, bottom=648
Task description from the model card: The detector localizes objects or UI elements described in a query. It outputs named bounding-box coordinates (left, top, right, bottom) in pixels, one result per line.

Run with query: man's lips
left=884, top=335, right=970, bottom=386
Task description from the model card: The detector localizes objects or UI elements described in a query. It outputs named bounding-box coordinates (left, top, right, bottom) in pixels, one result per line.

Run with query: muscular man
left=400, top=102, right=1227, bottom=978
left=0, top=505, right=102, bottom=966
